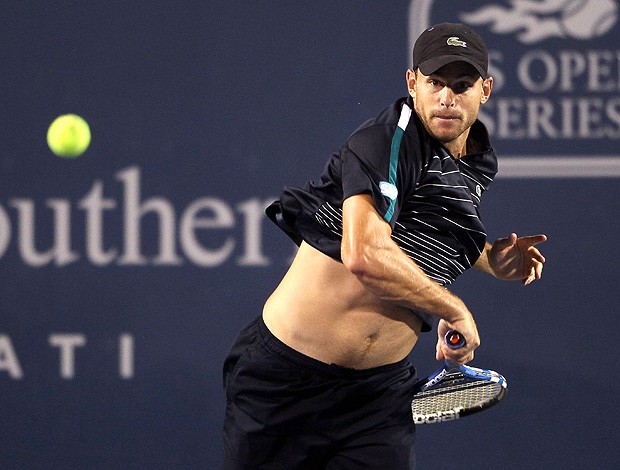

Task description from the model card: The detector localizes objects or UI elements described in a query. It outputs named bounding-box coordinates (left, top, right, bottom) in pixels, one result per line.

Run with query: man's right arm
left=340, top=193, right=479, bottom=363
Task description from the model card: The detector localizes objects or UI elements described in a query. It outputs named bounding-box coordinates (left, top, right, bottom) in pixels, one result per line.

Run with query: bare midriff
left=263, top=241, right=422, bottom=369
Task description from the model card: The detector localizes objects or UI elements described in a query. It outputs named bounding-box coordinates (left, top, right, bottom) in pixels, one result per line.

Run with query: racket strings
left=412, top=380, right=503, bottom=414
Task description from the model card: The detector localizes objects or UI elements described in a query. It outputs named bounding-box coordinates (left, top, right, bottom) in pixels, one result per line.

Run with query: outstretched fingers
left=521, top=235, right=547, bottom=285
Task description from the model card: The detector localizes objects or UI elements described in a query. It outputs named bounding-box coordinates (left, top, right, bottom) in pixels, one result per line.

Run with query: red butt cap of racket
left=444, top=330, right=466, bottom=349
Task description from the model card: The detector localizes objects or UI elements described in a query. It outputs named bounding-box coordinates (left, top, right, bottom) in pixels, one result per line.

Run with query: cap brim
left=418, top=55, right=486, bottom=79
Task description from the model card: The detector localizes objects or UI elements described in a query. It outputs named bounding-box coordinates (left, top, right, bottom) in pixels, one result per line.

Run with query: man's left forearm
left=473, top=242, right=495, bottom=276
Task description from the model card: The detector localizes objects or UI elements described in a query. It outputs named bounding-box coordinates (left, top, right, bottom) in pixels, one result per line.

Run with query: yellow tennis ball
left=47, top=114, right=91, bottom=158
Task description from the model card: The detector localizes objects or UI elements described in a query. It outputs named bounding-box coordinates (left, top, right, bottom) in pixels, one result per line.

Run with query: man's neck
left=443, top=130, right=470, bottom=159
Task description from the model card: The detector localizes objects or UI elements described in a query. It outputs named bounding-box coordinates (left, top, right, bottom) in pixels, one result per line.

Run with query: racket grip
left=444, top=330, right=466, bottom=349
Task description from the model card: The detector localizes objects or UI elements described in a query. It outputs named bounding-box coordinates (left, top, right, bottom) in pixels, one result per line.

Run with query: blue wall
left=1, top=1, right=618, bottom=468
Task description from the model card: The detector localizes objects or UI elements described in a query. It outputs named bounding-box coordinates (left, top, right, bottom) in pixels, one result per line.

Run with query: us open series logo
left=408, top=0, right=620, bottom=178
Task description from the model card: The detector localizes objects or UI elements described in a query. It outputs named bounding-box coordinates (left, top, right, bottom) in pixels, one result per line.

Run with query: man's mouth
left=433, top=112, right=460, bottom=120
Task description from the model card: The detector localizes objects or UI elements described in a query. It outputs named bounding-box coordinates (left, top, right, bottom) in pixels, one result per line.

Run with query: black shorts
left=222, top=316, right=419, bottom=469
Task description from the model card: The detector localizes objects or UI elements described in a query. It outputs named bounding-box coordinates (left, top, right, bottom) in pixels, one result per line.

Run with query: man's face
left=407, top=62, right=492, bottom=155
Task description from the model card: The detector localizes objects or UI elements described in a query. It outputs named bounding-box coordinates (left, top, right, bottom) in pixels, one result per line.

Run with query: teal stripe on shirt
left=384, top=104, right=412, bottom=222
left=384, top=127, right=403, bottom=221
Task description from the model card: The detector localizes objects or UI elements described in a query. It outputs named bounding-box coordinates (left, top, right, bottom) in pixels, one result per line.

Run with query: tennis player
left=223, top=22, right=546, bottom=469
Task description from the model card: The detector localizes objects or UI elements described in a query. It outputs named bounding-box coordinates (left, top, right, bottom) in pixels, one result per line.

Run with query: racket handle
left=444, top=330, right=466, bottom=349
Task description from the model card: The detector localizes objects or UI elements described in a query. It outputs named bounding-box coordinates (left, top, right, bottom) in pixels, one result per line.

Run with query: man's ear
left=481, top=76, right=493, bottom=104
left=406, top=69, right=417, bottom=97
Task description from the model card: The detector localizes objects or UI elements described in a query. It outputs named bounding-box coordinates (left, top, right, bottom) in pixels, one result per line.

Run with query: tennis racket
left=411, top=330, right=507, bottom=424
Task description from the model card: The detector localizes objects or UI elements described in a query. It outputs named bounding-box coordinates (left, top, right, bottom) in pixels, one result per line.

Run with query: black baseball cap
left=412, top=23, right=488, bottom=79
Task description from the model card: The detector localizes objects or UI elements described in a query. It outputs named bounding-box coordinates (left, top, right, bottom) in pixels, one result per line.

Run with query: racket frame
left=411, top=344, right=508, bottom=424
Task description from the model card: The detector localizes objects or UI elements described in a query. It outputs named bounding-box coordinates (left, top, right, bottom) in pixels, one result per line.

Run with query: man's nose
left=439, top=86, right=456, bottom=107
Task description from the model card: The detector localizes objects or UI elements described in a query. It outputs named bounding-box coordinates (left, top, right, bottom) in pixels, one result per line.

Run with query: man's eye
left=450, top=83, right=468, bottom=93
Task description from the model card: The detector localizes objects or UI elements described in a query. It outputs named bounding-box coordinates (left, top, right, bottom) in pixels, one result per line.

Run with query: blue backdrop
left=1, top=1, right=618, bottom=468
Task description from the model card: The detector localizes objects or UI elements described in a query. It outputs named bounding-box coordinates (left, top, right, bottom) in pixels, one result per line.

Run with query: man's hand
left=488, top=233, right=547, bottom=285
left=436, top=318, right=479, bottom=365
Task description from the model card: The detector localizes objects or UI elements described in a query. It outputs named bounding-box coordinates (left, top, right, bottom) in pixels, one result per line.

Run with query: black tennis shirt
left=266, top=96, right=498, bottom=331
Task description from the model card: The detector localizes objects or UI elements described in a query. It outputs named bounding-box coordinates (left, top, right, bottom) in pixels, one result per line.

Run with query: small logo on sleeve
left=380, top=181, right=398, bottom=200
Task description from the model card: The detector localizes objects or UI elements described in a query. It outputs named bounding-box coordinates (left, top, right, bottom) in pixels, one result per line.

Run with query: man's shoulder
left=349, top=99, right=403, bottom=137
left=346, top=97, right=425, bottom=157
